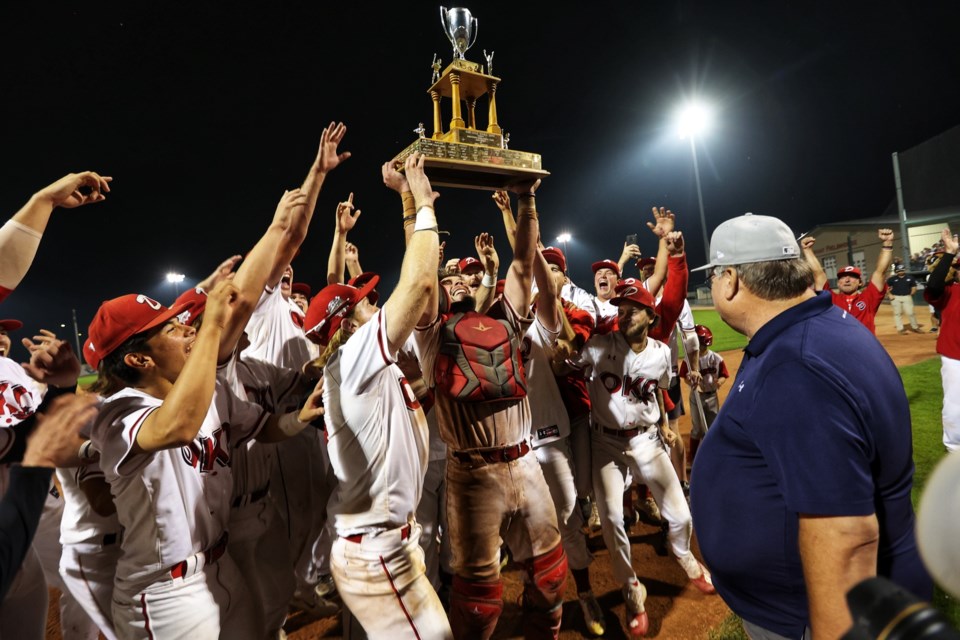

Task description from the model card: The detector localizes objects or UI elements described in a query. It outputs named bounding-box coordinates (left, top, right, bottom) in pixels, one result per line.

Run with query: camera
left=841, top=577, right=959, bottom=639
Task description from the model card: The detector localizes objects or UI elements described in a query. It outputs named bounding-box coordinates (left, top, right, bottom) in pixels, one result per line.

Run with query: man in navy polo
left=690, top=213, right=931, bottom=640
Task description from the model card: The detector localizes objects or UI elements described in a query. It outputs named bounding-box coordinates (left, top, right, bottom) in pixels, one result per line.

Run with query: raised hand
left=619, top=242, right=641, bottom=264
left=381, top=160, right=410, bottom=194
left=314, top=121, right=351, bottom=174
left=345, top=242, right=360, bottom=264
left=800, top=236, right=816, bottom=251
left=21, top=330, right=81, bottom=388
left=878, top=228, right=894, bottom=245
left=475, top=233, right=498, bottom=272
left=508, top=179, right=541, bottom=196
left=404, top=152, right=439, bottom=210
left=36, top=172, right=113, bottom=209
left=665, top=230, right=685, bottom=256
left=646, top=207, right=676, bottom=238
left=336, top=192, right=362, bottom=234
left=203, top=281, right=242, bottom=331
left=942, top=228, right=959, bottom=255
left=22, top=394, right=100, bottom=469
left=438, top=241, right=446, bottom=268
left=492, top=190, right=512, bottom=215
left=198, top=255, right=242, bottom=291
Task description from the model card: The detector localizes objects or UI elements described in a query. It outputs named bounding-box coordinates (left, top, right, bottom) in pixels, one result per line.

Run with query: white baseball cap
left=692, top=213, right=800, bottom=272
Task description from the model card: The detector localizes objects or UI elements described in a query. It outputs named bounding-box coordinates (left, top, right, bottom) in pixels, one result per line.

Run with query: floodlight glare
left=676, top=102, right=712, bottom=139
left=166, top=272, right=185, bottom=284
left=556, top=233, right=571, bottom=243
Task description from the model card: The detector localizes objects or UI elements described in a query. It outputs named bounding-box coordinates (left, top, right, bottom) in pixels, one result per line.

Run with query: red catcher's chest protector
left=435, top=310, right=528, bottom=402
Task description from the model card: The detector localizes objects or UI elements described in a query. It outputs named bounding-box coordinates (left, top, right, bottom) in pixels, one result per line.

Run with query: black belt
left=232, top=485, right=270, bottom=508
left=592, top=423, right=654, bottom=439
left=101, top=531, right=123, bottom=546
left=452, top=440, right=530, bottom=464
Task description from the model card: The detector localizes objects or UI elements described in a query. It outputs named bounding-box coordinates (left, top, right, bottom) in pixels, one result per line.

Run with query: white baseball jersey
left=0, top=356, right=44, bottom=429
left=241, top=283, right=313, bottom=371
left=679, top=350, right=727, bottom=394
left=521, top=315, right=569, bottom=447
left=56, top=463, right=122, bottom=547
left=580, top=332, right=671, bottom=430
left=643, top=278, right=696, bottom=376
left=561, top=280, right=618, bottom=323
left=323, top=308, right=429, bottom=537
left=217, top=353, right=305, bottom=497
left=91, top=385, right=268, bottom=595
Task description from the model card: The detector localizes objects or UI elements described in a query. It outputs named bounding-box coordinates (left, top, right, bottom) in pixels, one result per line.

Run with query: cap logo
left=716, top=250, right=725, bottom=259
left=326, top=296, right=351, bottom=318
left=783, top=246, right=796, bottom=255
left=178, top=310, right=193, bottom=324
left=135, top=295, right=162, bottom=311
left=620, top=285, right=640, bottom=297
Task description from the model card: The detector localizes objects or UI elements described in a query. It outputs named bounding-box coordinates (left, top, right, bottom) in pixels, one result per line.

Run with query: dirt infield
left=44, top=304, right=941, bottom=639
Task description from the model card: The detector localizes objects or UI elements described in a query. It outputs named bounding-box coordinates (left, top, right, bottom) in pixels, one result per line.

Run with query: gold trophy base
left=394, top=138, right=550, bottom=191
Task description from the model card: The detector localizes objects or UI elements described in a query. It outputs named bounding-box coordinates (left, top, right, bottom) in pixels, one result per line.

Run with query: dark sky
left=2, top=1, right=959, bottom=356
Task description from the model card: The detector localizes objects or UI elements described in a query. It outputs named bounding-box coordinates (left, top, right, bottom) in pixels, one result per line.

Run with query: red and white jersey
left=828, top=282, right=886, bottom=334
left=521, top=316, right=569, bottom=447
left=323, top=308, right=429, bottom=537
left=0, top=356, right=44, bottom=429
left=644, top=278, right=696, bottom=377
left=56, top=462, right=122, bottom=547
left=678, top=349, right=729, bottom=393
left=579, top=332, right=671, bottom=430
left=561, top=280, right=617, bottom=323
left=242, top=283, right=314, bottom=371
left=91, top=384, right=269, bottom=595
left=217, top=353, right=305, bottom=497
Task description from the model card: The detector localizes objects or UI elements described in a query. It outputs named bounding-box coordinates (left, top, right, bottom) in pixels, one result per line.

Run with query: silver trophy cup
left=440, top=6, right=477, bottom=60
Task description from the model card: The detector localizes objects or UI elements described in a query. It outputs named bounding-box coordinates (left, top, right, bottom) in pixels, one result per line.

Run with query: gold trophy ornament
left=392, top=6, right=549, bottom=190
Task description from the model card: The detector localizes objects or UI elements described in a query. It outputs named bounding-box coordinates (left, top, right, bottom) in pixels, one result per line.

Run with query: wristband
left=414, top=206, right=438, bottom=232
left=882, top=246, right=893, bottom=250
left=481, top=273, right=497, bottom=288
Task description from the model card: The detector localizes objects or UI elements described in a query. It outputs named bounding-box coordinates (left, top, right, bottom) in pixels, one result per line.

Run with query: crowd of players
left=0, top=123, right=956, bottom=640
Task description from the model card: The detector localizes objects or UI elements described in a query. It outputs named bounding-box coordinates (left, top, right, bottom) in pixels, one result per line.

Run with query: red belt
left=170, top=532, right=228, bottom=579
left=593, top=423, right=653, bottom=439
left=452, top=440, right=530, bottom=464
left=344, top=524, right=411, bottom=544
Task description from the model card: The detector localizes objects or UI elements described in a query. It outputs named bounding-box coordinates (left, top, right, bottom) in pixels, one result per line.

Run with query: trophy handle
left=469, top=17, right=478, bottom=50
left=440, top=6, right=449, bottom=31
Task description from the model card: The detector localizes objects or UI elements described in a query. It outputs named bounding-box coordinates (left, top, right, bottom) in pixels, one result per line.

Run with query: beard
left=450, top=295, right=477, bottom=314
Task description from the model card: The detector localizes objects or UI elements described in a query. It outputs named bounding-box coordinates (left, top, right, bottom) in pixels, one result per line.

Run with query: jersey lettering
left=0, top=381, right=37, bottom=424
left=598, top=373, right=658, bottom=403
left=180, top=426, right=231, bottom=473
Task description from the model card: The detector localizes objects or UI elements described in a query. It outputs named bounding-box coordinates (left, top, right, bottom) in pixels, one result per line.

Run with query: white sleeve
left=658, top=345, right=672, bottom=389
left=677, top=300, right=695, bottom=331
left=95, top=399, right=159, bottom=478
left=338, top=309, right=395, bottom=395
left=412, top=316, right=442, bottom=388
left=529, top=314, right=560, bottom=349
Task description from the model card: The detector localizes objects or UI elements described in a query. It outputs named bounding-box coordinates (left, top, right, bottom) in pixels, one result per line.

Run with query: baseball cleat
left=637, top=495, right=662, bottom=524
left=578, top=590, right=606, bottom=636
left=291, top=582, right=341, bottom=618
left=627, top=611, right=649, bottom=637
left=623, top=580, right=648, bottom=636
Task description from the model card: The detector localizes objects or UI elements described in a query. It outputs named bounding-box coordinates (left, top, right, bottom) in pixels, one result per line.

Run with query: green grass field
left=708, top=356, right=959, bottom=638
left=690, top=308, right=748, bottom=352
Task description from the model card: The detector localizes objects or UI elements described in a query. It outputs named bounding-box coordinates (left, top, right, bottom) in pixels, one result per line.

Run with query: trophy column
left=449, top=72, right=465, bottom=129
left=487, top=81, right=502, bottom=135
left=430, top=90, right=443, bottom=139
left=466, top=97, right=477, bottom=129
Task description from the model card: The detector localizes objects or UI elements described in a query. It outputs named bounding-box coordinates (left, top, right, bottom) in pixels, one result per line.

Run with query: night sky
left=2, top=1, right=959, bottom=357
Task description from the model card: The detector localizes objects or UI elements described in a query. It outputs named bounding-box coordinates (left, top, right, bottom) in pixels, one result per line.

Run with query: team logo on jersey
left=599, top=372, right=658, bottom=404
left=181, top=426, right=230, bottom=473
left=855, top=300, right=867, bottom=311
left=0, top=382, right=38, bottom=426
left=537, top=425, right=560, bottom=440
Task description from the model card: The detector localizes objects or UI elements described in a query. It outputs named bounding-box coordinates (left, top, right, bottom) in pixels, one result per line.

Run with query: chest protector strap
left=435, top=311, right=528, bottom=402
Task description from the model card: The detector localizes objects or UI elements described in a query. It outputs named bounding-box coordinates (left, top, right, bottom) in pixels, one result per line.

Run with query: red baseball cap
left=542, top=247, right=567, bottom=273
left=348, top=272, right=380, bottom=305
left=837, top=266, right=862, bottom=280
left=458, top=257, right=484, bottom=275
left=611, top=278, right=658, bottom=315
left=636, top=256, right=656, bottom=270
left=84, top=294, right=188, bottom=369
left=172, top=287, right=208, bottom=327
left=592, top=259, right=621, bottom=278
left=304, top=277, right=380, bottom=347
left=291, top=282, right=312, bottom=298
left=0, top=319, right=23, bottom=332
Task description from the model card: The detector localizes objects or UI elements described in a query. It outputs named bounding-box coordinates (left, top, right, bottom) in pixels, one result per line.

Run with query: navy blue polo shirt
left=690, top=291, right=931, bottom=638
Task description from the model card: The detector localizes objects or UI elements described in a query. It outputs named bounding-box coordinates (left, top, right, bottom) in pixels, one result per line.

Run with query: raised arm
left=1, top=172, right=111, bottom=297
left=925, top=229, right=959, bottom=299
left=492, top=190, right=517, bottom=252
left=644, top=207, right=675, bottom=297
left=871, top=228, right=895, bottom=291
left=344, top=242, right=363, bottom=279
left=503, top=181, right=542, bottom=314
left=195, top=255, right=242, bottom=293
left=381, top=153, right=440, bottom=353
left=135, top=282, right=240, bottom=453
left=801, top=236, right=828, bottom=290
left=473, top=232, right=500, bottom=315
left=382, top=161, right=417, bottom=247
left=326, top=193, right=362, bottom=285
left=617, top=241, right=641, bottom=276
left=533, top=247, right=560, bottom=332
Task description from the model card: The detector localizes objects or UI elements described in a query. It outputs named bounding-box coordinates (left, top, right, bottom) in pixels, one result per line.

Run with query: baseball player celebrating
left=578, top=281, right=714, bottom=637
left=304, top=152, right=451, bottom=639
left=802, top=229, right=895, bottom=334
left=677, top=325, right=729, bottom=465
left=85, top=282, right=324, bottom=640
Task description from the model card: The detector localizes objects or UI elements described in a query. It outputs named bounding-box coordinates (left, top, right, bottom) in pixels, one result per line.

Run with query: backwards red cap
left=542, top=247, right=567, bottom=273
left=348, top=272, right=381, bottom=305
left=291, top=282, right=312, bottom=298
left=458, top=257, right=484, bottom=275
left=837, top=265, right=862, bottom=280
left=0, top=319, right=23, bottom=332
left=592, top=259, right=621, bottom=278
left=172, top=287, right=208, bottom=327
left=636, top=256, right=656, bottom=270
left=84, top=294, right=188, bottom=369
left=610, top=278, right=658, bottom=314
left=304, top=276, right=380, bottom=347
